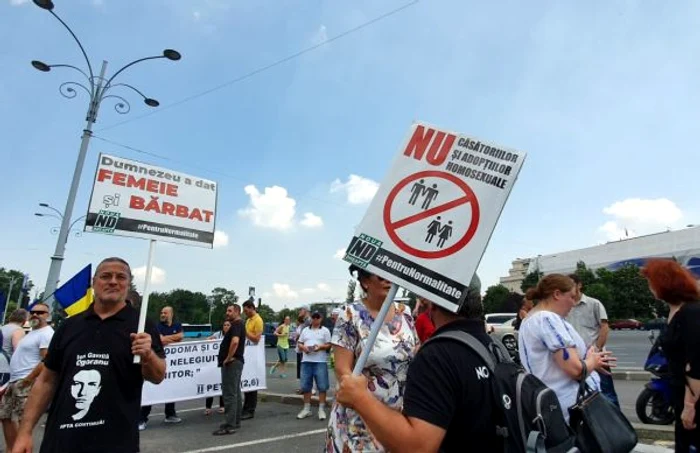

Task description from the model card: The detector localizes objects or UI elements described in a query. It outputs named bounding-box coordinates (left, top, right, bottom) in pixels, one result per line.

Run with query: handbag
left=568, top=361, right=637, bottom=453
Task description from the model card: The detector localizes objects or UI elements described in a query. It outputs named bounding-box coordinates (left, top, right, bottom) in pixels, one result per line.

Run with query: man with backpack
left=336, top=275, right=504, bottom=452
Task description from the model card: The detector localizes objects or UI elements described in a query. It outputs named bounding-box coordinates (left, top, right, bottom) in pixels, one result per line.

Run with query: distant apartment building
left=499, top=258, right=532, bottom=292
left=499, top=226, right=700, bottom=292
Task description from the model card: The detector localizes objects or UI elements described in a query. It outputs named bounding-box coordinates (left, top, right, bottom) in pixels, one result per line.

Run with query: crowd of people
left=0, top=255, right=698, bottom=452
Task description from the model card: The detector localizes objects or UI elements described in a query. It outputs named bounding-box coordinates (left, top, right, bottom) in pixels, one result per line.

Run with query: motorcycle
left=635, top=330, right=674, bottom=425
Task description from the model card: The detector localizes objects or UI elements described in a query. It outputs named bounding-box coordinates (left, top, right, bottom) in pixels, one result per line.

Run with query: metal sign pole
left=134, top=239, right=156, bottom=364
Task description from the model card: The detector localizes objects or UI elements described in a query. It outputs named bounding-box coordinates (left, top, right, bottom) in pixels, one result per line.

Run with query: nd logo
left=345, top=234, right=383, bottom=268
left=403, top=124, right=456, bottom=166
left=93, top=210, right=120, bottom=233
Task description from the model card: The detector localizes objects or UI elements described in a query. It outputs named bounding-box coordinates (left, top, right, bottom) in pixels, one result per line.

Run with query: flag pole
left=352, top=283, right=399, bottom=375
left=134, top=239, right=156, bottom=364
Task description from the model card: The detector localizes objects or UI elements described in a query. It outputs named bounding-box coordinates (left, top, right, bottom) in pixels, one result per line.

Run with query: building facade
left=499, top=226, right=700, bottom=291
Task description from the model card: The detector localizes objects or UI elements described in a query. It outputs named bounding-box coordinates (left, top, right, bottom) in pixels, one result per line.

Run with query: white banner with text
left=142, top=338, right=267, bottom=405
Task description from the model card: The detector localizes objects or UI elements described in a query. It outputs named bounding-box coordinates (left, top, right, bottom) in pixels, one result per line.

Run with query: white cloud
left=301, top=288, right=316, bottom=294
left=213, top=230, right=229, bottom=248
left=239, top=185, right=296, bottom=231
left=10, top=0, right=29, bottom=5
left=330, top=174, right=379, bottom=204
left=333, top=248, right=346, bottom=260
left=132, top=265, right=166, bottom=288
left=599, top=198, right=684, bottom=240
left=300, top=212, right=323, bottom=228
left=316, top=283, right=330, bottom=292
left=272, top=283, right=299, bottom=300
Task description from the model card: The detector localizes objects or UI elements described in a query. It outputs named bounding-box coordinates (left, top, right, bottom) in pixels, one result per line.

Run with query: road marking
left=180, top=429, right=327, bottom=452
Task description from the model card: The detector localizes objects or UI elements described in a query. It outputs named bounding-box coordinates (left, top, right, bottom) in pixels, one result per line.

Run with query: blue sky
left=2, top=0, right=699, bottom=312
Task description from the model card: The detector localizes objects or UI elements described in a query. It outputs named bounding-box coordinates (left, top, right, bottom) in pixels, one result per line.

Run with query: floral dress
left=326, top=301, right=418, bottom=452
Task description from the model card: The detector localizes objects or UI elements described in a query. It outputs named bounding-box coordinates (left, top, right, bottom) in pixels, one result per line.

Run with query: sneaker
left=318, top=408, right=327, bottom=421
left=297, top=408, right=312, bottom=419
left=312, top=388, right=318, bottom=396
left=269, top=364, right=278, bottom=375
left=280, top=373, right=287, bottom=379
left=164, top=416, right=182, bottom=424
left=138, top=422, right=147, bottom=431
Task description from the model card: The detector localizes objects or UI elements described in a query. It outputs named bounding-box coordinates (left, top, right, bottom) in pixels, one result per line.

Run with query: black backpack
left=427, top=330, right=578, bottom=453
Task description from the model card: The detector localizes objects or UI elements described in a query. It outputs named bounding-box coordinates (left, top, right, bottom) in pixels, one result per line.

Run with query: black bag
left=427, top=331, right=577, bottom=453
left=568, top=362, right=637, bottom=453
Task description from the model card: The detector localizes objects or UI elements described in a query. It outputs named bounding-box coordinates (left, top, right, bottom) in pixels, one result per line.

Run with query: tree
left=0, top=267, right=34, bottom=310
left=520, top=270, right=543, bottom=293
left=255, top=303, right=276, bottom=324
left=594, top=265, right=656, bottom=320
left=276, top=307, right=297, bottom=323
left=145, top=289, right=209, bottom=324
left=573, top=261, right=597, bottom=288
left=483, top=285, right=511, bottom=314
left=209, top=287, right=238, bottom=328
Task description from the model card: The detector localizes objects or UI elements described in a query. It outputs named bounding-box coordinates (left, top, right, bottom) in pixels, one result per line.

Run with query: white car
left=485, top=313, right=518, bottom=357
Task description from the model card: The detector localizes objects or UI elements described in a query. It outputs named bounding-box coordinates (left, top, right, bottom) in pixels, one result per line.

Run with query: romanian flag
left=54, top=264, right=93, bottom=317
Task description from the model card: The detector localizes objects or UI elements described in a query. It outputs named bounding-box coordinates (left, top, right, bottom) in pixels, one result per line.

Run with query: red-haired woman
left=642, top=259, right=700, bottom=452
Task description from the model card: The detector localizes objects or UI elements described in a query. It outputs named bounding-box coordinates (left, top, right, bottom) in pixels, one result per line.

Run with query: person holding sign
left=11, top=257, right=166, bottom=453
left=326, top=265, right=418, bottom=452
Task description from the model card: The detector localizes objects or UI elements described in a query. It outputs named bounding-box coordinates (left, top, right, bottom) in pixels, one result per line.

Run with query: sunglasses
left=30, top=310, right=48, bottom=316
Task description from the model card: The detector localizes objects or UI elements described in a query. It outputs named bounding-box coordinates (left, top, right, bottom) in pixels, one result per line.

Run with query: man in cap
left=336, top=274, right=503, bottom=452
left=296, top=311, right=331, bottom=420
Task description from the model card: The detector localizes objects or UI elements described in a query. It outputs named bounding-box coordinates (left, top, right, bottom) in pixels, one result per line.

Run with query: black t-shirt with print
left=402, top=319, right=502, bottom=452
left=218, top=319, right=245, bottom=366
left=41, top=303, right=165, bottom=453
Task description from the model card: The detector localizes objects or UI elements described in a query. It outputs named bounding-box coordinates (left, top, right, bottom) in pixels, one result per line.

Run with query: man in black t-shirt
left=336, top=275, right=502, bottom=453
left=212, top=304, right=245, bottom=436
left=12, top=257, right=166, bottom=453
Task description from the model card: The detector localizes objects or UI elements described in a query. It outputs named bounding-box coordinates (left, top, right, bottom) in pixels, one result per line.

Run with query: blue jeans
left=300, top=362, right=329, bottom=393
left=599, top=370, right=620, bottom=407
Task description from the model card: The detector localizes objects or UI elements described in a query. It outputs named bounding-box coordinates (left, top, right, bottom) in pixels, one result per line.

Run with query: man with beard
left=0, top=303, right=53, bottom=452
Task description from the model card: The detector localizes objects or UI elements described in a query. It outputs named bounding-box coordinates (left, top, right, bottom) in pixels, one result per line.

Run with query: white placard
left=84, top=154, right=218, bottom=248
left=343, top=121, right=526, bottom=312
left=142, top=338, right=267, bottom=406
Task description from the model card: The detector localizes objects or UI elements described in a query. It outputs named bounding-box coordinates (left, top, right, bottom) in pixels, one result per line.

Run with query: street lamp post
left=1, top=276, right=20, bottom=325
left=35, top=203, right=86, bottom=238
left=31, top=0, right=181, bottom=306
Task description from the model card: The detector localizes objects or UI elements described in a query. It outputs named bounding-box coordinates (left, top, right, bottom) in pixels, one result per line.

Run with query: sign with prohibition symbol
left=383, top=170, right=480, bottom=259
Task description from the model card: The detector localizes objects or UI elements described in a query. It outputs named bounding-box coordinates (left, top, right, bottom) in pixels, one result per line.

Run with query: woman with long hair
left=326, top=266, right=418, bottom=452
left=518, top=274, right=613, bottom=422
left=642, top=259, right=700, bottom=452
left=270, top=316, right=291, bottom=378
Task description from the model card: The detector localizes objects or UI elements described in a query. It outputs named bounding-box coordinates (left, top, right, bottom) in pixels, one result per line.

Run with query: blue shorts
left=300, top=362, right=329, bottom=393
left=277, top=346, right=288, bottom=363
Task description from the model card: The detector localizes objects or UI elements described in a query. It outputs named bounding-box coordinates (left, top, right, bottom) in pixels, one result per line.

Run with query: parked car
left=610, top=319, right=643, bottom=330
left=488, top=318, right=519, bottom=362
left=264, top=322, right=279, bottom=347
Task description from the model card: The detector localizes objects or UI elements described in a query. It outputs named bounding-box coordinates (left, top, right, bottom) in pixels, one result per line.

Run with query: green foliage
left=146, top=289, right=210, bottom=325
left=593, top=264, right=657, bottom=319
left=0, top=268, right=33, bottom=310
left=255, top=303, right=275, bottom=324
left=520, top=270, right=543, bottom=293
left=208, top=287, right=239, bottom=329
left=483, top=285, right=511, bottom=314
left=573, top=261, right=597, bottom=287
left=276, top=308, right=298, bottom=323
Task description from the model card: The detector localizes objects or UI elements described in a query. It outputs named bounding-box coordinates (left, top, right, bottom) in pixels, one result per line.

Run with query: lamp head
left=163, top=49, right=181, bottom=61
left=33, top=0, right=55, bottom=10
left=144, top=98, right=160, bottom=107
left=31, top=61, right=51, bottom=72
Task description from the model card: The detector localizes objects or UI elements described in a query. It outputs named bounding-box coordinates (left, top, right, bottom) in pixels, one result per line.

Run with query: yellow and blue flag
left=54, top=264, right=93, bottom=317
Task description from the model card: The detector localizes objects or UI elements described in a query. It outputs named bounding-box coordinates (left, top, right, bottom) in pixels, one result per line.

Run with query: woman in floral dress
left=326, top=266, right=418, bottom=452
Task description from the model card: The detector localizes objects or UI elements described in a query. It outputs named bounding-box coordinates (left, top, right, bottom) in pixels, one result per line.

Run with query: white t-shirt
left=10, top=325, right=54, bottom=382
left=298, top=326, right=331, bottom=363
left=518, top=311, right=599, bottom=422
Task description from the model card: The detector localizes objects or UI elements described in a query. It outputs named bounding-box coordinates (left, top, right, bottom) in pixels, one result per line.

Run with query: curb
left=265, top=362, right=651, bottom=382
left=260, top=392, right=676, bottom=444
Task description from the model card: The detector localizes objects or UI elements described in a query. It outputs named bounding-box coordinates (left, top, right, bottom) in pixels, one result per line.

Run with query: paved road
left=264, top=329, right=656, bottom=369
